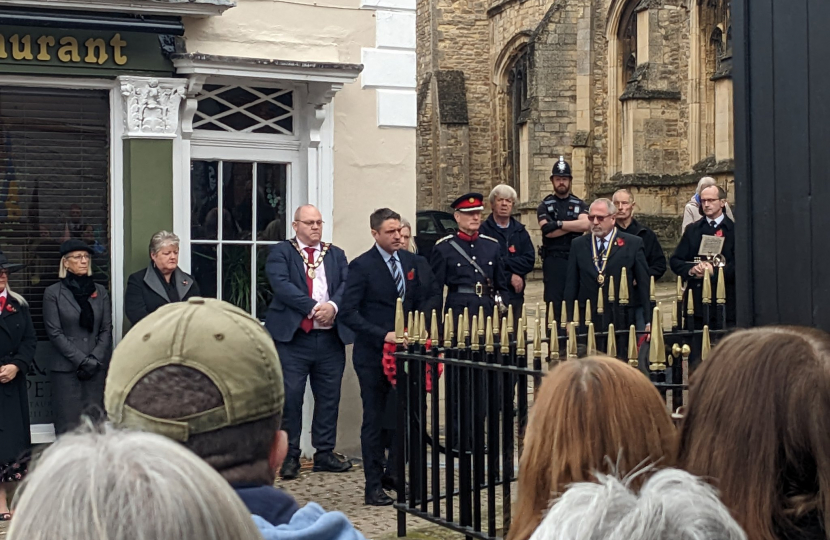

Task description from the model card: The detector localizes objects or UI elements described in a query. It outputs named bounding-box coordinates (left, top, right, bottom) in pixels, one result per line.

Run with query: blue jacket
left=253, top=502, right=367, bottom=540
left=263, top=240, right=354, bottom=345
left=479, top=214, right=536, bottom=279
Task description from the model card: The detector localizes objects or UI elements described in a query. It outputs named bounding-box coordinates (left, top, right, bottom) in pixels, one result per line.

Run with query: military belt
left=449, top=283, right=491, bottom=298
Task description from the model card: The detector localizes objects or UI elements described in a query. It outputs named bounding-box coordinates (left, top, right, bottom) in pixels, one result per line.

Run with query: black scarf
left=62, top=273, right=96, bottom=332
left=153, top=265, right=180, bottom=303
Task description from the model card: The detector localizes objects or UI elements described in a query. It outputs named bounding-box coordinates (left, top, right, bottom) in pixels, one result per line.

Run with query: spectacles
left=67, top=254, right=91, bottom=261
left=587, top=214, right=613, bottom=222
left=0, top=270, right=8, bottom=277
left=295, top=220, right=324, bottom=227
left=699, top=198, right=723, bottom=204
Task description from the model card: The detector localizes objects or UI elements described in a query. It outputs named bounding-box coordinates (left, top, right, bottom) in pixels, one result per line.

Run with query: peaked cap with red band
left=451, top=192, right=485, bottom=213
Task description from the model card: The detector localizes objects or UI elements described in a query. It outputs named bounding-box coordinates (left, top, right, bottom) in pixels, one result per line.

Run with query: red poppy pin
left=5, top=303, right=15, bottom=313
left=407, top=269, right=415, bottom=281
left=90, top=291, right=98, bottom=299
left=616, top=238, right=625, bottom=247
left=715, top=229, right=724, bottom=237
left=508, top=245, right=516, bottom=253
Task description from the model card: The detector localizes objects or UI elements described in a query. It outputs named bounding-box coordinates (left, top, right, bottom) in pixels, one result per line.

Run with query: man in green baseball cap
left=105, top=297, right=365, bottom=539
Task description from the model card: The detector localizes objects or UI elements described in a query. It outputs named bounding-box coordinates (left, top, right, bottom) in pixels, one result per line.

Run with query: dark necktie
left=389, top=256, right=404, bottom=298
left=301, top=247, right=315, bottom=333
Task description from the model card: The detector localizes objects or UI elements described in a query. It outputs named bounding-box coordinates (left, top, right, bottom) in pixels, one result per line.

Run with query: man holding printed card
left=670, top=184, right=736, bottom=327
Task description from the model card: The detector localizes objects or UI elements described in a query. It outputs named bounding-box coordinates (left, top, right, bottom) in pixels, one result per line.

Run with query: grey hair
left=590, top=198, right=618, bottom=215
left=696, top=176, right=717, bottom=195
left=489, top=184, right=518, bottom=205
left=8, top=425, right=262, bottom=540
left=612, top=189, right=634, bottom=203
left=5, top=284, right=27, bottom=307
left=149, top=230, right=180, bottom=257
left=529, top=468, right=746, bottom=540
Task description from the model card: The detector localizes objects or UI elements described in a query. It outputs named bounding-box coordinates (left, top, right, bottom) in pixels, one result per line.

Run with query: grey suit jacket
left=43, top=281, right=113, bottom=373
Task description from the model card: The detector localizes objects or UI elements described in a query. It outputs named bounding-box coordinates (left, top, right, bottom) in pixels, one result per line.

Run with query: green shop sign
left=0, top=26, right=173, bottom=76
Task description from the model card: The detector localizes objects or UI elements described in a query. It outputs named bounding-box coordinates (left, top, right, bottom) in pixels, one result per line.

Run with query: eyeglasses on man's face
left=699, top=198, right=723, bottom=204
left=295, top=220, right=324, bottom=227
left=587, top=214, right=613, bottom=222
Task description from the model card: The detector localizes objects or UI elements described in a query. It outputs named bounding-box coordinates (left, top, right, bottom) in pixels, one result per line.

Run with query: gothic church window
left=619, top=0, right=639, bottom=84
left=506, top=49, right=529, bottom=195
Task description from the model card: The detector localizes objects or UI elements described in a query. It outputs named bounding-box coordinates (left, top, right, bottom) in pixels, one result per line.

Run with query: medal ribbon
left=591, top=228, right=618, bottom=283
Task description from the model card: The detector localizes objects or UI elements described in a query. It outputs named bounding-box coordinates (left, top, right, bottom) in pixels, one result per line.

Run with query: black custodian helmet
left=551, top=156, right=572, bottom=178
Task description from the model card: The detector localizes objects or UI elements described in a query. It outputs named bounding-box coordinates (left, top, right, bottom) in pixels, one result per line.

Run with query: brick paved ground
left=0, top=279, right=677, bottom=540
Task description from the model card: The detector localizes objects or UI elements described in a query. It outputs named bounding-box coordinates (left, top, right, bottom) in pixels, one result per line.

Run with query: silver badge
left=558, top=156, right=566, bottom=172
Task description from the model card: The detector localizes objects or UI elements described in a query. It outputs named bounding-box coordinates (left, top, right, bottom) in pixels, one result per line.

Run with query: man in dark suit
left=564, top=198, right=652, bottom=326
left=264, top=204, right=353, bottom=480
left=670, top=185, right=736, bottom=327
left=341, top=208, right=440, bottom=506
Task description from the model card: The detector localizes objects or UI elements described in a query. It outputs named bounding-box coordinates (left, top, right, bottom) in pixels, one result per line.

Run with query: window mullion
left=251, top=163, right=258, bottom=316
left=217, top=161, right=224, bottom=299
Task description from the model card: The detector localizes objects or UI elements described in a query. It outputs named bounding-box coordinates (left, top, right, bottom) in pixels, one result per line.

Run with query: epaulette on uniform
left=435, top=234, right=454, bottom=245
left=479, top=234, right=499, bottom=243
left=569, top=194, right=584, bottom=203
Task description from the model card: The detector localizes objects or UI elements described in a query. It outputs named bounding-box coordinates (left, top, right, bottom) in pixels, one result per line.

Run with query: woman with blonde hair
left=43, top=239, right=112, bottom=434
left=8, top=426, right=263, bottom=540
left=510, top=356, right=676, bottom=540
left=678, top=326, right=830, bottom=540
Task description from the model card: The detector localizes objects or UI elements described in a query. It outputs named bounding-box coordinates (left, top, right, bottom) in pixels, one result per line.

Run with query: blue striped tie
left=389, top=256, right=404, bottom=298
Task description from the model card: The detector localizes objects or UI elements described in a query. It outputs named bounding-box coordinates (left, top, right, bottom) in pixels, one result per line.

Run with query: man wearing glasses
left=563, top=198, right=652, bottom=326
left=264, top=205, right=354, bottom=480
left=670, top=184, right=736, bottom=327
left=537, top=157, right=591, bottom=310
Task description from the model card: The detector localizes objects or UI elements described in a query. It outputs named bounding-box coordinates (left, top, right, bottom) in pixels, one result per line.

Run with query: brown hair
left=125, top=365, right=281, bottom=487
left=509, top=356, right=676, bottom=540
left=678, top=326, right=830, bottom=540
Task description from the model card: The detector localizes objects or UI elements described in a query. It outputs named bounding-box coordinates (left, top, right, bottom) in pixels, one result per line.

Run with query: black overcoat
left=0, top=296, right=37, bottom=465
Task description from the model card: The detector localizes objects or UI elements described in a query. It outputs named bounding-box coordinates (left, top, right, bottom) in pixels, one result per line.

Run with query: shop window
left=194, top=85, right=295, bottom=135
left=0, top=86, right=111, bottom=340
left=190, top=160, right=288, bottom=319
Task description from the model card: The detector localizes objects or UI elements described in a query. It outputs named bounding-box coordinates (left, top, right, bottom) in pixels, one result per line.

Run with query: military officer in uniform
left=431, top=193, right=509, bottom=321
left=537, top=156, right=591, bottom=308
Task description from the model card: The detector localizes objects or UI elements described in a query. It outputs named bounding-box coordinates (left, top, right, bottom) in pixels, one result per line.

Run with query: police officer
left=537, top=156, right=590, bottom=309
left=431, top=193, right=509, bottom=321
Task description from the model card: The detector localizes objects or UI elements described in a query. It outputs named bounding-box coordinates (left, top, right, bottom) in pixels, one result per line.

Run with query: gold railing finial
left=597, top=288, right=605, bottom=315
left=702, top=325, right=712, bottom=361
left=517, top=317, right=526, bottom=356
left=430, top=309, right=439, bottom=344
left=500, top=317, right=509, bottom=354
left=627, top=325, right=638, bottom=368
left=676, top=275, right=684, bottom=302
left=585, top=298, right=592, bottom=327
left=702, top=267, right=712, bottom=304
left=507, top=304, right=515, bottom=334
left=567, top=322, right=578, bottom=359
left=608, top=275, right=616, bottom=303
left=648, top=306, right=666, bottom=371
left=607, top=323, right=617, bottom=357
left=485, top=316, right=494, bottom=353
left=716, top=267, right=726, bottom=305
left=619, top=267, right=629, bottom=305
left=561, top=300, right=568, bottom=328
left=395, top=298, right=405, bottom=344
left=573, top=300, right=580, bottom=327
left=686, top=287, right=695, bottom=316
left=443, top=312, right=452, bottom=349
left=470, top=315, right=479, bottom=351
left=650, top=275, right=656, bottom=303
left=587, top=322, right=597, bottom=356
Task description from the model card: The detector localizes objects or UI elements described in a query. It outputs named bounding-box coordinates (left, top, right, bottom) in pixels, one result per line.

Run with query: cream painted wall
left=183, top=0, right=417, bottom=259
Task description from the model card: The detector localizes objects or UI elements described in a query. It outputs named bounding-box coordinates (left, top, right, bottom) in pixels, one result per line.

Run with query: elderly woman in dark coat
left=124, top=231, right=200, bottom=325
left=0, top=250, right=36, bottom=521
left=43, top=239, right=113, bottom=435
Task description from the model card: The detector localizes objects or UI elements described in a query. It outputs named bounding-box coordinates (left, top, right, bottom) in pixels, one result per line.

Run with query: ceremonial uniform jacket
left=429, top=232, right=510, bottom=319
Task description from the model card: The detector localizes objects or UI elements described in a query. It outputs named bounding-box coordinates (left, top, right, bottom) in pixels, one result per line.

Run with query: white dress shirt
left=296, top=239, right=338, bottom=330
left=708, top=213, right=725, bottom=228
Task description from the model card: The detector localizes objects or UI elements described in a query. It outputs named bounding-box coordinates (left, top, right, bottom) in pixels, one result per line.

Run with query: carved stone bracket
left=307, top=82, right=343, bottom=147
left=118, top=76, right=187, bottom=139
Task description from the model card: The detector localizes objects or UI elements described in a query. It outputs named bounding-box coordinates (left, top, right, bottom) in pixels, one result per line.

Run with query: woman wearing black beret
left=42, top=239, right=112, bottom=434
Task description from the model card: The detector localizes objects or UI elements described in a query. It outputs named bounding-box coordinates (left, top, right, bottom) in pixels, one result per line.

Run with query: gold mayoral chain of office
left=291, top=240, right=331, bottom=279
left=591, top=228, right=618, bottom=286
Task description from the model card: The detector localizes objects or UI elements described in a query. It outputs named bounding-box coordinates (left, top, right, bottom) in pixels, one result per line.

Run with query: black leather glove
left=541, top=220, right=562, bottom=235
left=77, top=356, right=102, bottom=381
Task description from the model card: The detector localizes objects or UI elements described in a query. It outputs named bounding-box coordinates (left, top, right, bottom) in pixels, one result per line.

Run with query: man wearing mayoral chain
left=563, top=198, right=652, bottom=325
left=264, top=204, right=354, bottom=480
